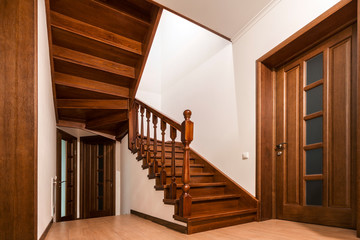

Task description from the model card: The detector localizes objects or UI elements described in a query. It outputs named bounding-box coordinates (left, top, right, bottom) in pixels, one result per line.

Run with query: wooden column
left=137, top=106, right=145, bottom=160
left=128, top=103, right=137, bottom=153
left=168, top=127, right=177, bottom=199
left=160, top=120, right=167, bottom=185
left=149, top=115, right=158, bottom=178
left=144, top=109, right=151, bottom=168
left=0, top=0, right=37, bottom=239
left=179, top=110, right=193, bottom=217
left=134, top=103, right=139, bottom=150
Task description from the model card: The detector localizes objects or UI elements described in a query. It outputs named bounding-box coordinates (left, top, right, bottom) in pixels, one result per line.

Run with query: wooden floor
left=45, top=214, right=357, bottom=240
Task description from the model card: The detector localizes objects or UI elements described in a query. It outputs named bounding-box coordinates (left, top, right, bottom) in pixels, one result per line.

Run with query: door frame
left=56, top=129, right=78, bottom=222
left=255, top=0, right=360, bottom=235
left=80, top=136, right=116, bottom=219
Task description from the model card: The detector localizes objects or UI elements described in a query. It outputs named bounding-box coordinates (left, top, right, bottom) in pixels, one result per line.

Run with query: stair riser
left=187, top=213, right=257, bottom=234
left=191, top=199, right=241, bottom=215
left=156, top=175, right=214, bottom=185
left=167, top=186, right=226, bottom=199
left=164, top=167, right=203, bottom=175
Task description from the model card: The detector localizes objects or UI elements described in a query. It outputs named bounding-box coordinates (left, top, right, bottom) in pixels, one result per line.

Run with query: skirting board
left=130, top=210, right=187, bottom=234
left=39, top=219, right=53, bottom=240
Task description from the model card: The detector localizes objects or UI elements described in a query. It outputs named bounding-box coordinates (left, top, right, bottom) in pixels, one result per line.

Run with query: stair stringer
left=120, top=136, right=186, bottom=226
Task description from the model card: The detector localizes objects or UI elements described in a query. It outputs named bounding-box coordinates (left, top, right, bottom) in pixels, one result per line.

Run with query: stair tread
left=191, top=194, right=242, bottom=202
left=155, top=172, right=214, bottom=177
left=163, top=194, right=241, bottom=205
left=163, top=182, right=226, bottom=189
left=174, top=208, right=258, bottom=223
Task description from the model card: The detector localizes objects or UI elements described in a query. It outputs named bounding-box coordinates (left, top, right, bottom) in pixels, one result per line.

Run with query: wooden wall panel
left=328, top=39, right=352, bottom=208
left=0, top=0, right=37, bottom=239
left=284, top=67, right=300, bottom=205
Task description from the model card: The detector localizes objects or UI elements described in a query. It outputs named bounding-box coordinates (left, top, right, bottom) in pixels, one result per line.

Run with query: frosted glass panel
left=306, top=53, right=323, bottom=85
left=61, top=140, right=67, bottom=217
left=306, top=148, right=323, bottom=175
left=306, top=85, right=323, bottom=115
left=306, top=117, right=323, bottom=145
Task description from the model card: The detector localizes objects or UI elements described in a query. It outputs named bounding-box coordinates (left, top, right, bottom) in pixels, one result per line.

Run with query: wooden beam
left=50, top=11, right=142, bottom=55
left=0, top=0, right=37, bottom=238
left=54, top=72, right=129, bottom=98
left=130, top=7, right=162, bottom=102
left=86, top=112, right=128, bottom=129
left=57, top=99, right=128, bottom=109
left=52, top=45, right=135, bottom=79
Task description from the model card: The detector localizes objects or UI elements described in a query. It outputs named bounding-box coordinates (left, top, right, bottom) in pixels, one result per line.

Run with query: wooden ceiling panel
left=53, top=59, right=133, bottom=88
left=51, top=27, right=140, bottom=67
left=55, top=85, right=126, bottom=100
left=50, top=0, right=149, bottom=42
left=58, top=109, right=126, bottom=122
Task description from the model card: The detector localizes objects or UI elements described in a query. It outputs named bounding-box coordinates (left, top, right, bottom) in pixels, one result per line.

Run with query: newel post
left=179, top=110, right=193, bottom=217
left=128, top=102, right=138, bottom=153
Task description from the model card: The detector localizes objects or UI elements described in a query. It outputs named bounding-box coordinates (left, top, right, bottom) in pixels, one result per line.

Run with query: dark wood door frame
left=56, top=129, right=78, bottom=222
left=80, top=136, right=116, bottom=219
left=256, top=0, right=360, bottom=235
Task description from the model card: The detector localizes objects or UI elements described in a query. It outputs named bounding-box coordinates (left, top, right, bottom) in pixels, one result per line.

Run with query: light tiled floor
left=45, top=214, right=358, bottom=240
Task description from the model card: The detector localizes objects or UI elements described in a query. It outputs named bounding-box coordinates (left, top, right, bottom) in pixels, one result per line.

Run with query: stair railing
left=128, top=99, right=193, bottom=217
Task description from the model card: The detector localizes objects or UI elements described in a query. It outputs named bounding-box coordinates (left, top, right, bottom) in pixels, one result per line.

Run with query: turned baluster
left=149, top=115, right=158, bottom=177
left=144, top=109, right=151, bottom=168
left=160, top=120, right=167, bottom=185
left=134, top=103, right=140, bottom=151
left=168, top=126, right=177, bottom=200
left=179, top=110, right=193, bottom=217
left=137, top=106, right=145, bottom=160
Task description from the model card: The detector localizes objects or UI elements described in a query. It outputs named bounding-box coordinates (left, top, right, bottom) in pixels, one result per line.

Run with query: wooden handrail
left=134, top=99, right=182, bottom=131
left=128, top=99, right=194, bottom=217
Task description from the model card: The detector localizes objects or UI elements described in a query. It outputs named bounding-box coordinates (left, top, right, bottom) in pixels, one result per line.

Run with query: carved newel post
left=179, top=110, right=193, bottom=217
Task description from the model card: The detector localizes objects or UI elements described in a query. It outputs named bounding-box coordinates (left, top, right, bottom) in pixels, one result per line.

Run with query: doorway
left=56, top=130, right=77, bottom=222
left=80, top=136, right=116, bottom=218
left=274, top=26, right=356, bottom=228
left=256, top=0, right=360, bottom=232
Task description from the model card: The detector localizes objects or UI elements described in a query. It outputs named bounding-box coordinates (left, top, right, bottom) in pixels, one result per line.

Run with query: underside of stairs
left=129, top=100, right=259, bottom=234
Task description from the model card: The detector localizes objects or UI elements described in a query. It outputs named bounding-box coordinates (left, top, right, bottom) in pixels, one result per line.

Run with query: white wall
left=134, top=1, right=340, bottom=197
left=120, top=136, right=185, bottom=226
left=230, top=0, right=340, bottom=194
left=37, top=0, right=57, bottom=238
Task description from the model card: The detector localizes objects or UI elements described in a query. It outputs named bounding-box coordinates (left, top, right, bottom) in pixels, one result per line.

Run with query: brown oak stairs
left=46, top=0, right=162, bottom=137
left=128, top=99, right=259, bottom=234
left=45, top=0, right=258, bottom=234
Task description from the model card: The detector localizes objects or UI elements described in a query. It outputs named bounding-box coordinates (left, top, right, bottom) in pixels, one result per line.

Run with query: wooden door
left=275, top=26, right=357, bottom=228
left=56, top=130, right=77, bottom=222
left=81, top=136, right=115, bottom=218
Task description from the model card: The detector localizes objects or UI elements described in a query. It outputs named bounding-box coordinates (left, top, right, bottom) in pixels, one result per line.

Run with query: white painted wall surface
left=134, top=1, right=340, bottom=198
left=37, top=0, right=57, bottom=238
left=120, top=136, right=185, bottom=226
left=230, top=0, right=340, bottom=194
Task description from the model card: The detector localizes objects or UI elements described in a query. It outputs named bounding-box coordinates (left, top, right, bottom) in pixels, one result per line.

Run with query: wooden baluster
left=168, top=126, right=177, bottom=200
left=179, top=110, right=193, bottom=217
left=143, top=109, right=151, bottom=168
left=149, top=115, right=158, bottom=178
left=160, top=120, right=167, bottom=185
left=136, top=106, right=145, bottom=160
left=134, top=103, right=139, bottom=152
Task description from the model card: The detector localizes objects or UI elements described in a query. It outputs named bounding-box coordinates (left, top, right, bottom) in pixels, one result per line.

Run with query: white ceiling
left=153, top=0, right=275, bottom=40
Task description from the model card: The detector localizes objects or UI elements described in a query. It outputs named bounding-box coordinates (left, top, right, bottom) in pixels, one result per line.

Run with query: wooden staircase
left=129, top=99, right=259, bottom=234
left=45, top=0, right=259, bottom=234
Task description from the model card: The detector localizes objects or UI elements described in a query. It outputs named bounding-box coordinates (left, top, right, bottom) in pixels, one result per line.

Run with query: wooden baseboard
left=39, top=218, right=53, bottom=240
left=130, top=210, right=187, bottom=234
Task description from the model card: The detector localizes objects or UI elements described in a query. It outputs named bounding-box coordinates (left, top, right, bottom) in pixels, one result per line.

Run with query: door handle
left=275, top=142, right=287, bottom=151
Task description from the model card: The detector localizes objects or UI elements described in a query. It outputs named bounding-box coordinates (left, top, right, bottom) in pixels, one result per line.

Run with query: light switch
left=242, top=152, right=249, bottom=160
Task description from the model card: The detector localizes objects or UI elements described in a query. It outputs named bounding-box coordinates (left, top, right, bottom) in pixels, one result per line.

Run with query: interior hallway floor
left=45, top=214, right=357, bottom=239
